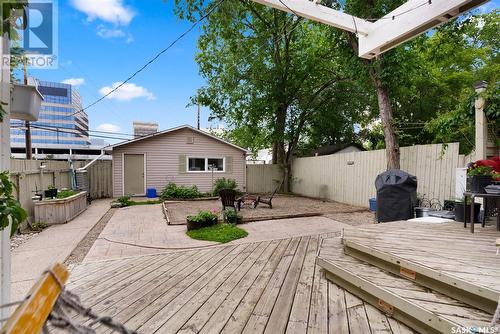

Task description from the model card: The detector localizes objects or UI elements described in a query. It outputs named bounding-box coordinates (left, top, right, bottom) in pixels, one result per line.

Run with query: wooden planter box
left=34, top=191, right=88, bottom=225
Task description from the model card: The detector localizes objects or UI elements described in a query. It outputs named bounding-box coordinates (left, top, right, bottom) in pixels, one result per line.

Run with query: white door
left=124, top=154, right=145, bottom=195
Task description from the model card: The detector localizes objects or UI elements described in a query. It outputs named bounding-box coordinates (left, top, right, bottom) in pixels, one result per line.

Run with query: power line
left=12, top=121, right=135, bottom=137
left=70, top=0, right=226, bottom=117
left=11, top=124, right=131, bottom=141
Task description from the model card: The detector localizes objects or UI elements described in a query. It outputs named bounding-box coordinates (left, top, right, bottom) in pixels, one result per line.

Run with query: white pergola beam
left=251, top=0, right=490, bottom=59
left=358, top=0, right=490, bottom=58
left=251, top=0, right=371, bottom=35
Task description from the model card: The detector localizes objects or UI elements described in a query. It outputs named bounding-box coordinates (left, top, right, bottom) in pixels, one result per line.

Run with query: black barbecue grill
left=375, top=169, right=417, bottom=223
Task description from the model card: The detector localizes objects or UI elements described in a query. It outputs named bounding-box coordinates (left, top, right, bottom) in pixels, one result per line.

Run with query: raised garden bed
left=34, top=191, right=88, bottom=226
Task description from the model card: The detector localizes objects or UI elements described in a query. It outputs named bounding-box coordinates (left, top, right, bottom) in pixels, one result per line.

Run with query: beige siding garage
left=112, top=126, right=247, bottom=197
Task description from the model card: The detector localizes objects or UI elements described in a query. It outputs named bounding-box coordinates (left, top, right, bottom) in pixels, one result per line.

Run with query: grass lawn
left=186, top=224, right=248, bottom=243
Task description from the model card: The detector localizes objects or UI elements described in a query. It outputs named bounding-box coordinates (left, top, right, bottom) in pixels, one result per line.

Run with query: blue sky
left=30, top=0, right=499, bottom=143
left=30, top=0, right=212, bottom=142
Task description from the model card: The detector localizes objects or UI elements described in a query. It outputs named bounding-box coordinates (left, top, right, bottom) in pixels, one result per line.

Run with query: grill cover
left=375, top=169, right=417, bottom=223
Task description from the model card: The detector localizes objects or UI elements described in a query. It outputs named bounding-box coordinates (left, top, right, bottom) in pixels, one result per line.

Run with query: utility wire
left=12, top=123, right=134, bottom=137
left=70, top=0, right=226, bottom=117
left=11, top=124, right=131, bottom=141
left=69, top=0, right=430, bottom=118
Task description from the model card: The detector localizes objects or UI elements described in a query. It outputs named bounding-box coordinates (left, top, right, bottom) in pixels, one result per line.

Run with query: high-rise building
left=10, top=79, right=90, bottom=147
left=133, top=121, right=158, bottom=138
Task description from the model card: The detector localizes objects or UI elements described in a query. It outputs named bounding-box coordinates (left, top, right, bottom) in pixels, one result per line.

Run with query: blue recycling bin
left=368, top=198, right=377, bottom=212
left=146, top=188, right=157, bottom=198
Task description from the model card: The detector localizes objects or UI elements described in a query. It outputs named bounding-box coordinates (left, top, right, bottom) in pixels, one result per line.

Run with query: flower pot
left=454, top=202, right=481, bottom=223
left=414, top=207, right=434, bottom=218
left=470, top=175, right=492, bottom=193
left=225, top=215, right=243, bottom=225
left=186, top=216, right=217, bottom=231
left=10, top=84, right=44, bottom=121
left=44, top=188, right=58, bottom=199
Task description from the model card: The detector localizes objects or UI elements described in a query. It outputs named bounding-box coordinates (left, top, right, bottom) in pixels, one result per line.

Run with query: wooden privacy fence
left=9, top=160, right=83, bottom=222
left=9, top=159, right=112, bottom=221
left=291, top=143, right=463, bottom=208
left=246, top=143, right=474, bottom=208
left=83, top=160, right=112, bottom=199
left=246, top=164, right=282, bottom=193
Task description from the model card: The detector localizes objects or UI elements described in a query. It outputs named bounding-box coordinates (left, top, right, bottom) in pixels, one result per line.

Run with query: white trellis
left=251, top=0, right=489, bottom=58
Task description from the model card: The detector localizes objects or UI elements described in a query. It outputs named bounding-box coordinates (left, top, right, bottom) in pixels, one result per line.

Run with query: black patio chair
left=254, top=180, right=283, bottom=209
left=219, top=189, right=242, bottom=211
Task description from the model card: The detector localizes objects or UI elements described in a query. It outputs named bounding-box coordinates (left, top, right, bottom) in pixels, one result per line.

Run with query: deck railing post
left=474, top=81, right=488, bottom=161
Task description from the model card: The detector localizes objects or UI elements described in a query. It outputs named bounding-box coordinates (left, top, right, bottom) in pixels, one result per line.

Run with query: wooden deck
left=67, top=233, right=414, bottom=334
left=317, top=221, right=500, bottom=333
left=342, top=221, right=500, bottom=310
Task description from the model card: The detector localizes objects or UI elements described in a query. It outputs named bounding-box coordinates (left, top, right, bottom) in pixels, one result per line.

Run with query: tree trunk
left=272, top=142, right=278, bottom=164
left=283, top=161, right=291, bottom=193
left=345, top=31, right=400, bottom=170
left=370, top=68, right=400, bottom=170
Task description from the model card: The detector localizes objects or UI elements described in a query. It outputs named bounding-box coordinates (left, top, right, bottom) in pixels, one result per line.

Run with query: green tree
left=421, top=11, right=499, bottom=154
left=174, top=0, right=360, bottom=190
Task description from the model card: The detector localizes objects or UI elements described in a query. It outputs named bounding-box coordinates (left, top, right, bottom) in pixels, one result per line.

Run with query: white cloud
left=96, top=123, right=121, bottom=133
left=71, top=0, right=135, bottom=25
left=97, top=26, right=126, bottom=38
left=62, top=78, right=85, bottom=86
left=96, top=25, right=134, bottom=43
left=125, top=34, right=134, bottom=44
left=99, top=82, right=155, bottom=101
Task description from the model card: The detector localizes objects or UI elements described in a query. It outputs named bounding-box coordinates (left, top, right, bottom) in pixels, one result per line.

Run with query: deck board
left=66, top=233, right=414, bottom=333
left=341, top=221, right=500, bottom=297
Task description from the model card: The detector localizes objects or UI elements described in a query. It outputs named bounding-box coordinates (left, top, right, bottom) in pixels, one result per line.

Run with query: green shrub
left=186, top=224, right=248, bottom=243
left=213, top=178, right=238, bottom=196
left=223, top=208, right=241, bottom=224
left=31, top=222, right=48, bottom=232
left=188, top=210, right=219, bottom=223
left=0, top=171, right=27, bottom=236
left=117, top=195, right=133, bottom=207
left=56, top=189, right=79, bottom=199
left=161, top=182, right=202, bottom=200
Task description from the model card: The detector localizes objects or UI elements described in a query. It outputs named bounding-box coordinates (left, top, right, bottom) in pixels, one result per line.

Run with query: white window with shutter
left=184, top=156, right=232, bottom=173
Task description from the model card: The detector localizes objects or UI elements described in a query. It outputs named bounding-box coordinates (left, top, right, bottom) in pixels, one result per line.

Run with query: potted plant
left=454, top=198, right=481, bottom=224
left=223, top=208, right=243, bottom=224
left=467, top=163, right=495, bottom=194
left=44, top=184, right=58, bottom=199
left=187, top=209, right=219, bottom=231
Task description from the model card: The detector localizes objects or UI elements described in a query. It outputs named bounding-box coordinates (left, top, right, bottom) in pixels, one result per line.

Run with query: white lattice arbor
left=251, top=0, right=489, bottom=58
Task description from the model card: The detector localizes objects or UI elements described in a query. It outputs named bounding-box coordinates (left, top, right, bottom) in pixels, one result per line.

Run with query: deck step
left=317, top=237, right=493, bottom=334
left=343, top=238, right=499, bottom=314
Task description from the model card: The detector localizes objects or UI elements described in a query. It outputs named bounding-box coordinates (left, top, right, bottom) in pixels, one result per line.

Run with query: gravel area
left=165, top=195, right=369, bottom=224
left=64, top=208, right=117, bottom=265
left=10, top=232, right=40, bottom=250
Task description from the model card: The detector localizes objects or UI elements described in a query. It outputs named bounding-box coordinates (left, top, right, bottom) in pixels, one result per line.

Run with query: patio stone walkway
left=84, top=204, right=218, bottom=262
left=84, top=204, right=353, bottom=262
left=10, top=199, right=111, bottom=300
